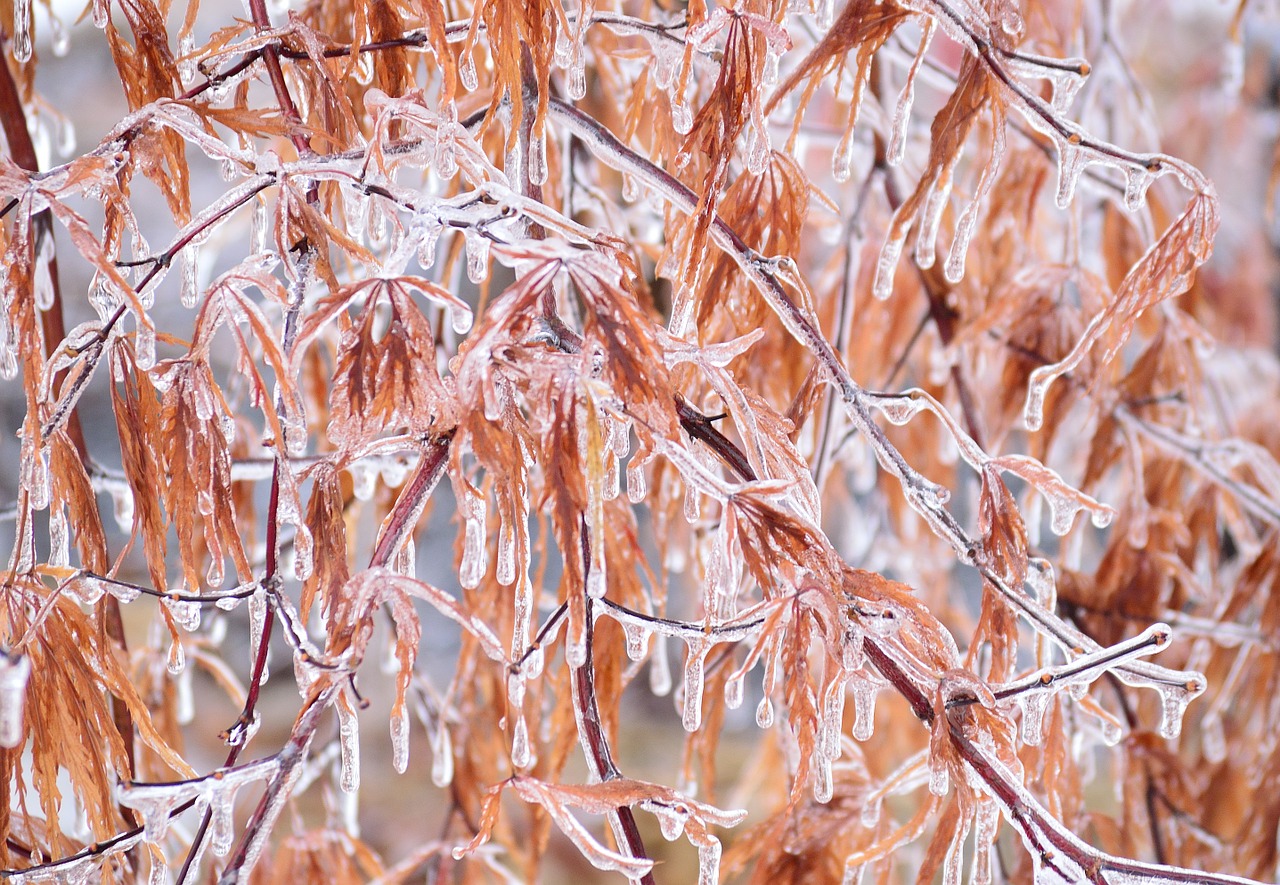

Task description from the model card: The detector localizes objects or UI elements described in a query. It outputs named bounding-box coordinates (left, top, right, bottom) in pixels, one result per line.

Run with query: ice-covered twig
left=548, top=94, right=1198, bottom=704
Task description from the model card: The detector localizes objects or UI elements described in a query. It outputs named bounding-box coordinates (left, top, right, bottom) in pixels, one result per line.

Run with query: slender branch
left=574, top=519, right=654, bottom=884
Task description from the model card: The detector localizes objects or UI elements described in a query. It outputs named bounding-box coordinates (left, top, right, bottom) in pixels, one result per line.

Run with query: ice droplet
left=0, top=652, right=31, bottom=748
left=166, top=639, right=185, bottom=676
left=755, top=695, right=774, bottom=728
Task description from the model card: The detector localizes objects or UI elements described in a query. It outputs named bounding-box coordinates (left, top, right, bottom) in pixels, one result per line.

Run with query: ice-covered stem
left=369, top=432, right=455, bottom=568
left=0, top=38, right=138, bottom=783
left=573, top=521, right=655, bottom=884
left=547, top=95, right=1191, bottom=697
left=863, top=635, right=1263, bottom=885
left=246, top=0, right=310, bottom=161
left=216, top=683, right=342, bottom=885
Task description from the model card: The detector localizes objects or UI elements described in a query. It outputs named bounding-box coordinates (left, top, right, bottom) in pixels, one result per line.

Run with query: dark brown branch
left=575, top=518, right=655, bottom=884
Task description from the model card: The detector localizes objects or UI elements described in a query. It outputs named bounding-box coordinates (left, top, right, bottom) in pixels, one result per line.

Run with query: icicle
left=833, top=126, right=856, bottom=183
left=1156, top=678, right=1202, bottom=740
left=626, top=460, right=648, bottom=503
left=745, top=123, right=770, bottom=176
left=48, top=509, right=68, bottom=569
left=970, top=800, right=999, bottom=885
left=851, top=678, right=877, bottom=741
left=175, top=663, right=194, bottom=724
left=819, top=680, right=846, bottom=761
left=511, top=710, right=532, bottom=770
left=0, top=652, right=31, bottom=748
left=724, top=670, right=744, bottom=709
left=133, top=322, right=158, bottom=377
left=248, top=586, right=268, bottom=685
left=622, top=620, right=650, bottom=662
left=888, top=22, right=935, bottom=167
left=814, top=755, right=834, bottom=803
left=928, top=752, right=949, bottom=797
left=1019, top=689, right=1049, bottom=746
left=527, top=131, right=549, bottom=187
left=464, top=230, right=490, bottom=284
left=671, top=94, right=692, bottom=135
left=872, top=228, right=906, bottom=300
left=650, top=633, right=672, bottom=696
left=1054, top=137, right=1086, bottom=209
left=210, top=786, right=235, bottom=856
left=459, top=504, right=487, bottom=589
left=913, top=176, right=952, bottom=270
left=430, top=719, right=453, bottom=786
left=1123, top=162, right=1158, bottom=213
left=568, top=58, right=587, bottom=101
left=55, top=116, right=75, bottom=158
left=681, top=638, right=712, bottom=731
left=696, top=839, right=723, bottom=885
left=180, top=246, right=200, bottom=308
left=458, top=49, right=478, bottom=91
left=50, top=14, right=70, bottom=57
left=338, top=703, right=361, bottom=793
left=682, top=476, right=700, bottom=524
left=390, top=705, right=410, bottom=774
left=12, top=0, right=32, bottom=63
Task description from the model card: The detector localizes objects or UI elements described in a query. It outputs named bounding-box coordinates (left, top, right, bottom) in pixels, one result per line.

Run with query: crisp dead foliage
left=0, top=0, right=1272, bottom=883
